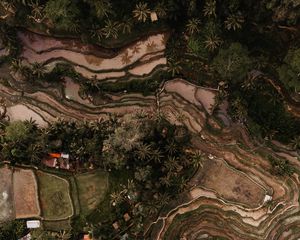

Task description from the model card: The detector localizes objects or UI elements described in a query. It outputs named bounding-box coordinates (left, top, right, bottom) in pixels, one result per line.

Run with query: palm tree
left=146, top=203, right=158, bottom=215
left=190, top=150, right=205, bottom=168
left=203, top=0, right=216, bottom=18
left=0, top=1, right=16, bottom=17
left=154, top=2, right=167, bottom=18
left=89, top=0, right=112, bottom=19
left=160, top=175, right=171, bottom=187
left=135, top=143, right=152, bottom=161
left=110, top=191, right=123, bottom=206
left=204, top=34, right=222, bottom=51
left=167, top=59, right=182, bottom=77
left=186, top=18, right=201, bottom=35
left=290, top=136, right=300, bottom=150
left=101, top=20, right=119, bottom=39
left=31, top=62, right=46, bottom=79
left=119, top=17, right=133, bottom=34
left=151, top=148, right=163, bottom=163
left=164, top=156, right=180, bottom=172
left=10, top=59, right=25, bottom=73
left=28, top=0, right=44, bottom=23
left=165, top=140, right=178, bottom=156
left=55, top=230, right=72, bottom=240
left=224, top=14, right=244, bottom=31
left=133, top=2, right=150, bottom=22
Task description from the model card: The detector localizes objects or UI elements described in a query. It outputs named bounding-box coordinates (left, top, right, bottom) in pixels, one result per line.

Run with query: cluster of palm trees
left=96, top=113, right=204, bottom=238
left=10, top=59, right=47, bottom=81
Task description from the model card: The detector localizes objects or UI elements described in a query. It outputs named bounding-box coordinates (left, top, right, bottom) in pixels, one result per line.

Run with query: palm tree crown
left=224, top=14, right=244, bottom=31
left=186, top=18, right=201, bottom=35
left=133, top=2, right=150, bottom=22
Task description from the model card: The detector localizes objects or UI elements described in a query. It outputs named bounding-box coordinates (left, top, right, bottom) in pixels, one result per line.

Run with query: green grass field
left=36, top=171, right=73, bottom=220
left=75, top=170, right=108, bottom=215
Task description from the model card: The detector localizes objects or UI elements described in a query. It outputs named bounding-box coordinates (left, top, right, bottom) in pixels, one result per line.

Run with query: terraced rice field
left=13, top=168, right=40, bottom=218
left=196, top=158, right=266, bottom=208
left=0, top=166, right=14, bottom=222
left=75, top=171, right=109, bottom=215
left=19, top=30, right=167, bottom=81
left=1, top=27, right=300, bottom=239
left=36, top=171, right=73, bottom=220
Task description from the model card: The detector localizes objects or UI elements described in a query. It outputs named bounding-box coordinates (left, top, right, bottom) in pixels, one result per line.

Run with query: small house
left=123, top=213, right=131, bottom=222
left=112, top=221, right=120, bottom=230
left=83, top=234, right=92, bottom=240
left=26, top=220, right=40, bottom=229
left=18, top=233, right=31, bottom=240
left=150, top=12, right=158, bottom=22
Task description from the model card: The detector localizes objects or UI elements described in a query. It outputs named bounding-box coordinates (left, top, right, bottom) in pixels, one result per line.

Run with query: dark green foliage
left=277, top=48, right=300, bottom=92
left=268, top=155, right=294, bottom=176
left=230, top=79, right=300, bottom=142
left=44, top=0, right=80, bottom=31
left=0, top=220, right=27, bottom=240
left=1, top=120, right=44, bottom=165
left=212, top=43, right=253, bottom=83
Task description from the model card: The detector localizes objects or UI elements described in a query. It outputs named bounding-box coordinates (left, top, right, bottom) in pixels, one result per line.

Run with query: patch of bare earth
left=195, top=158, right=266, bottom=208
left=13, top=169, right=40, bottom=218
left=0, top=166, right=14, bottom=222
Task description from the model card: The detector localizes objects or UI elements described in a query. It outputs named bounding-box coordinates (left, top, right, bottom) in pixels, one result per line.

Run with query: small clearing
left=36, top=171, right=73, bottom=220
left=13, top=168, right=40, bottom=218
left=75, top=170, right=108, bottom=215
left=0, top=166, right=14, bottom=222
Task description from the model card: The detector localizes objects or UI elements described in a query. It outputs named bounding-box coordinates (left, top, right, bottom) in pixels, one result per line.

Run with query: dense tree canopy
left=277, top=48, right=300, bottom=92
left=212, top=43, right=253, bottom=83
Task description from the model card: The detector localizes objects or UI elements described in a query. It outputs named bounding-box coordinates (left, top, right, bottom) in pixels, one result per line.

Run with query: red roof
left=49, top=153, right=61, bottom=158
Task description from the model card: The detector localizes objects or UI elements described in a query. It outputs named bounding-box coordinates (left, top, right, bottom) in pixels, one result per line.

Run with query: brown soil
left=13, top=168, right=40, bottom=218
left=195, top=158, right=266, bottom=208
left=0, top=166, right=14, bottom=222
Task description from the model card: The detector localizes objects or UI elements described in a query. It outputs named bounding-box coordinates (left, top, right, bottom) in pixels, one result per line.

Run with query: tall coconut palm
left=110, top=191, right=123, bottom=206
left=0, top=1, right=16, bottom=16
left=167, top=59, right=182, bottom=77
left=203, top=0, right=216, bottom=18
left=101, top=20, right=119, bottom=39
left=119, top=17, right=133, bottom=34
left=151, top=148, right=163, bottom=163
left=204, top=34, right=222, bottom=51
left=55, top=230, right=72, bottom=240
left=133, top=2, right=150, bottom=22
left=224, top=14, right=244, bottom=31
left=28, top=0, right=44, bottom=23
left=135, top=143, right=152, bottom=161
left=160, top=174, right=171, bottom=187
left=84, top=0, right=112, bottom=19
left=31, top=62, right=46, bottom=79
left=165, top=140, right=178, bottom=156
left=190, top=150, right=205, bottom=168
left=186, top=18, right=201, bottom=35
left=290, top=136, right=300, bottom=150
left=10, top=59, right=25, bottom=73
left=154, top=2, right=167, bottom=18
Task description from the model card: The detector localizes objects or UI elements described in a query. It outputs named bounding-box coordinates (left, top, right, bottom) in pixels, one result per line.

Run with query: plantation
left=0, top=0, right=299, bottom=239
left=36, top=171, right=73, bottom=220
left=75, top=171, right=108, bottom=215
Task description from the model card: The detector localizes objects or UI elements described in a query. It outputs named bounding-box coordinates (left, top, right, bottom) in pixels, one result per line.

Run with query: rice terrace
left=0, top=0, right=300, bottom=239
left=0, top=165, right=108, bottom=228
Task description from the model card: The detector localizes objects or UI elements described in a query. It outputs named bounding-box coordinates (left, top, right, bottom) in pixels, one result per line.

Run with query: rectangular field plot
left=75, top=171, right=108, bottom=215
left=0, top=166, right=14, bottom=222
left=36, top=171, right=73, bottom=220
left=197, top=158, right=265, bottom=208
left=13, top=168, right=40, bottom=218
left=42, top=219, right=72, bottom=231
